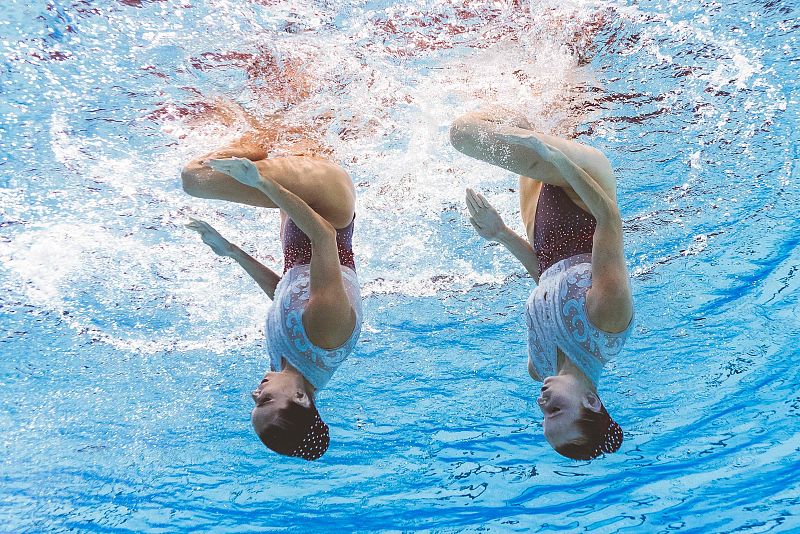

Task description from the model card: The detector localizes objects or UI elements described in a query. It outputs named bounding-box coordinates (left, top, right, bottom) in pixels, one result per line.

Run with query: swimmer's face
left=250, top=371, right=310, bottom=434
left=537, top=375, right=601, bottom=448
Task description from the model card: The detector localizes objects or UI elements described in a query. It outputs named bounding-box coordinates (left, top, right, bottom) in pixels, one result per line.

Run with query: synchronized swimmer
left=181, top=131, right=361, bottom=460
left=450, top=111, right=634, bottom=460
left=180, top=109, right=634, bottom=462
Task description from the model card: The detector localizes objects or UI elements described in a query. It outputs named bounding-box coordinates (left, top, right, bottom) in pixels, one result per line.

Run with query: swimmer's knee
left=180, top=160, right=205, bottom=197
left=448, top=117, right=470, bottom=152
left=584, top=146, right=613, bottom=177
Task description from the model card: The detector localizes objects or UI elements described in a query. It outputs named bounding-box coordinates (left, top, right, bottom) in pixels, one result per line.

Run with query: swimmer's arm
left=249, top=173, right=349, bottom=299
left=531, top=145, right=633, bottom=330
left=185, top=218, right=280, bottom=299
left=497, top=228, right=541, bottom=284
left=253, top=176, right=356, bottom=346
left=194, top=157, right=356, bottom=345
left=546, top=150, right=618, bottom=225
left=254, top=176, right=336, bottom=255
left=465, top=188, right=540, bottom=282
left=503, top=133, right=618, bottom=224
left=227, top=245, right=281, bottom=300
left=205, top=157, right=351, bottom=315
left=586, top=226, right=633, bottom=332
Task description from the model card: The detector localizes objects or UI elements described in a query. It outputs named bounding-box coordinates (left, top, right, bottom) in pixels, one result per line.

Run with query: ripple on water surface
left=1, top=0, right=799, bottom=531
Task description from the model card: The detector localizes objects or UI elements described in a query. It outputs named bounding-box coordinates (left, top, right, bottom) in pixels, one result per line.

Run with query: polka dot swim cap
left=290, top=413, right=330, bottom=461
left=593, top=418, right=623, bottom=458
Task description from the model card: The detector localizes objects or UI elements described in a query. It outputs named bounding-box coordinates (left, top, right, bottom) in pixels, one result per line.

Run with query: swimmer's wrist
left=222, top=242, right=239, bottom=258
left=494, top=225, right=515, bottom=243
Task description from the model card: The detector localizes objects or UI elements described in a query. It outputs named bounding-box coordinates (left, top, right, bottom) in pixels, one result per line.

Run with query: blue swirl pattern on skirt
left=526, top=254, right=633, bottom=386
left=265, top=264, right=362, bottom=390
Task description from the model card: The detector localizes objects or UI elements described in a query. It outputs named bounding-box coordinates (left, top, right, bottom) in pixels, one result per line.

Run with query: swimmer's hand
left=497, top=132, right=556, bottom=163
left=186, top=218, right=234, bottom=257
left=207, top=157, right=263, bottom=188
left=466, top=188, right=540, bottom=280
left=466, top=188, right=507, bottom=242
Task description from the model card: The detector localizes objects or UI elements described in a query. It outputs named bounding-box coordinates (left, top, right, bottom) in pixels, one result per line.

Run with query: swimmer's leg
left=181, top=136, right=355, bottom=228
left=449, top=110, right=617, bottom=200
left=181, top=134, right=274, bottom=207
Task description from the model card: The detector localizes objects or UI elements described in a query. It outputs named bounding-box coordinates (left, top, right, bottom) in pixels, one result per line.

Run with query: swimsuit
left=266, top=264, right=362, bottom=390
left=527, top=186, right=631, bottom=385
left=534, top=183, right=596, bottom=277
left=266, top=216, right=361, bottom=390
left=526, top=254, right=632, bottom=386
left=282, top=216, right=355, bottom=273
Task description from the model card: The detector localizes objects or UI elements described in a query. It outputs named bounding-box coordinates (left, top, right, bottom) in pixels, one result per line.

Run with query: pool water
left=1, top=0, right=799, bottom=531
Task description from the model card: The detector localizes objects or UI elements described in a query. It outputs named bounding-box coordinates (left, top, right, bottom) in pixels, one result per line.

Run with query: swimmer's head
left=251, top=371, right=329, bottom=460
left=537, top=374, right=623, bottom=460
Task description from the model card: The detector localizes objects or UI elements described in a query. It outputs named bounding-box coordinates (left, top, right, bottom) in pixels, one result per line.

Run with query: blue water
left=1, top=0, right=799, bottom=531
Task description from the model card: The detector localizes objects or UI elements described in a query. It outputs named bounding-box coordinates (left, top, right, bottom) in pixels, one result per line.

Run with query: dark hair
left=255, top=400, right=329, bottom=460
left=554, top=404, right=623, bottom=461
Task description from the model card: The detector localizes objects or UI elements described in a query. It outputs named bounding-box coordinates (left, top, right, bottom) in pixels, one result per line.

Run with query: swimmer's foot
left=238, top=130, right=273, bottom=152
left=498, top=132, right=556, bottom=162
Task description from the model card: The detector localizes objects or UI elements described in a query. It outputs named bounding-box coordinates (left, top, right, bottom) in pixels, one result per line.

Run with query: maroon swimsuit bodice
left=282, top=215, right=356, bottom=273
left=533, top=184, right=596, bottom=276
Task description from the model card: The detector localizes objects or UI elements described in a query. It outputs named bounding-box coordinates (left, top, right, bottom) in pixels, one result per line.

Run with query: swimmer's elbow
left=300, top=215, right=337, bottom=247
left=313, top=219, right=337, bottom=244
left=596, top=203, right=623, bottom=230
left=308, top=220, right=338, bottom=256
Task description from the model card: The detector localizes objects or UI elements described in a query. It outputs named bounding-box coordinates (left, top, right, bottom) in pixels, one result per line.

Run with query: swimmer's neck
left=280, top=359, right=317, bottom=396
left=556, top=350, right=596, bottom=393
